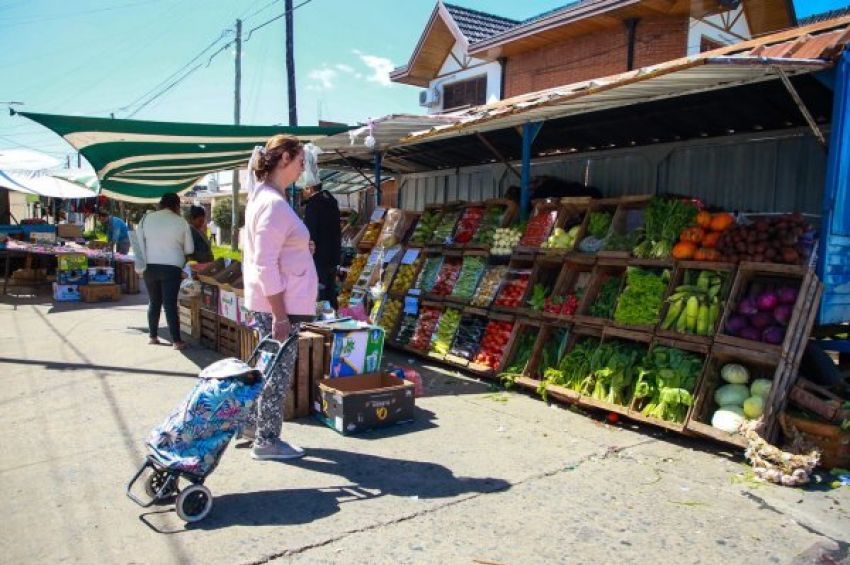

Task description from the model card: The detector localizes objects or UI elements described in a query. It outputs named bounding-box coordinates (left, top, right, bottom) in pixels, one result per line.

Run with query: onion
left=739, top=327, right=761, bottom=341
left=725, top=315, right=748, bottom=336
left=777, top=286, right=798, bottom=305
left=773, top=304, right=792, bottom=326
left=756, top=291, right=779, bottom=311
left=762, top=325, right=786, bottom=345
left=750, top=312, right=774, bottom=330
left=737, top=297, right=758, bottom=316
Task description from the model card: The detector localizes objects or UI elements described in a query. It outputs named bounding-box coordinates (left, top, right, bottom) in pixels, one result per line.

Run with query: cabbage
left=720, top=363, right=750, bottom=384
left=715, top=383, right=749, bottom=406
left=712, top=406, right=746, bottom=433
left=743, top=395, right=764, bottom=419
left=750, top=378, right=772, bottom=399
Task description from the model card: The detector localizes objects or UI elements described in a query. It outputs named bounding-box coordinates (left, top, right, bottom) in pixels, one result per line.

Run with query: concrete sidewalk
left=0, top=292, right=847, bottom=564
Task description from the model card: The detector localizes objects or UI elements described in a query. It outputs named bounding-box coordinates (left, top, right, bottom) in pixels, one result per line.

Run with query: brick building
left=391, top=0, right=796, bottom=112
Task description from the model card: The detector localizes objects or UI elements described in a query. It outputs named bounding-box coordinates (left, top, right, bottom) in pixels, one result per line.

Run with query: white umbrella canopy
left=0, top=148, right=61, bottom=171
left=0, top=170, right=97, bottom=198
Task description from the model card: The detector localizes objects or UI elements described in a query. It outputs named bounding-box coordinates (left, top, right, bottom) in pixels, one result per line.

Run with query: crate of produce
left=376, top=296, right=404, bottom=340
left=686, top=343, right=779, bottom=448
left=656, top=261, right=735, bottom=345
left=450, top=202, right=486, bottom=247
left=518, top=256, right=563, bottom=318
left=342, top=253, right=369, bottom=288
left=375, top=209, right=407, bottom=249
left=627, top=338, right=709, bottom=433
left=542, top=257, right=594, bottom=322
left=515, top=198, right=562, bottom=255
left=393, top=309, right=419, bottom=349
left=444, top=308, right=490, bottom=367
left=428, top=306, right=463, bottom=360
left=490, top=225, right=524, bottom=258
left=195, top=258, right=227, bottom=284
left=531, top=327, right=603, bottom=405
left=213, top=260, right=242, bottom=287
left=539, top=197, right=591, bottom=256
left=468, top=199, right=517, bottom=250
left=492, top=255, right=534, bottom=312
left=468, top=313, right=516, bottom=377
left=514, top=323, right=572, bottom=392
left=407, top=206, right=443, bottom=247
left=573, top=260, right=626, bottom=328
left=406, top=302, right=443, bottom=354
left=631, top=196, right=699, bottom=261
left=446, top=252, right=487, bottom=304
left=199, top=309, right=219, bottom=350
left=469, top=264, right=508, bottom=308
left=575, top=199, right=619, bottom=256
left=178, top=298, right=201, bottom=340
left=355, top=220, right=384, bottom=252
left=389, top=251, right=425, bottom=296
left=714, top=212, right=815, bottom=266
left=426, top=254, right=463, bottom=300
left=598, top=195, right=652, bottom=258
left=496, top=319, right=542, bottom=381
left=428, top=204, right=463, bottom=246
left=410, top=252, right=444, bottom=296
left=610, top=264, right=674, bottom=335
left=715, top=262, right=814, bottom=364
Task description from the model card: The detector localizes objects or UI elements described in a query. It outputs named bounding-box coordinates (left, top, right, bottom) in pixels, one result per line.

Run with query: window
left=442, top=76, right=487, bottom=110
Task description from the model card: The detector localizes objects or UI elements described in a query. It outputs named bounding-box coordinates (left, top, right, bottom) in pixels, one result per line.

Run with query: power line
left=0, top=0, right=165, bottom=27
left=241, top=0, right=280, bottom=21
left=244, top=0, right=314, bottom=43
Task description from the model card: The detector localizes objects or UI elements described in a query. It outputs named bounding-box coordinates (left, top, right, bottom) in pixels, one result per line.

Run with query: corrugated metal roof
left=401, top=17, right=850, bottom=145
left=442, top=3, right=518, bottom=43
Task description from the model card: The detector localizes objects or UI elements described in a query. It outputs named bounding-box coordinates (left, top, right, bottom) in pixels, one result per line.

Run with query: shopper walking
left=243, top=134, right=318, bottom=460
left=138, top=193, right=194, bottom=350
left=302, top=182, right=341, bottom=309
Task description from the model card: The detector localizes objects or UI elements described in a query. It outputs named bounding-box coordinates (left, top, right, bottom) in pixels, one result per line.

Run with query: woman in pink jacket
left=243, top=134, right=318, bottom=460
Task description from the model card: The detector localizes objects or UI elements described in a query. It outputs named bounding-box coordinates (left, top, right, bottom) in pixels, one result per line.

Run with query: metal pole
left=285, top=0, right=297, bottom=126
left=231, top=18, right=242, bottom=251
left=374, top=152, right=382, bottom=209
left=520, top=122, right=543, bottom=221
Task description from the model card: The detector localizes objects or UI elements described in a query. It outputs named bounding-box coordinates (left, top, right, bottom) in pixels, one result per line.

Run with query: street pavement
left=0, top=291, right=848, bottom=564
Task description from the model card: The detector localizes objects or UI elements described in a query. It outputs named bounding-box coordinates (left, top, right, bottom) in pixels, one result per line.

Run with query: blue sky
left=0, top=0, right=848, bottom=163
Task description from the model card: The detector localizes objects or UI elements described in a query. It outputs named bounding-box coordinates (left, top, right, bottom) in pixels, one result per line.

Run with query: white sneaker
left=251, top=438, right=305, bottom=460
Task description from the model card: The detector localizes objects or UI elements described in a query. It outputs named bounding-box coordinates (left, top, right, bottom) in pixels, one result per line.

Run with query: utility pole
left=231, top=18, right=242, bottom=251
left=285, top=0, right=297, bottom=126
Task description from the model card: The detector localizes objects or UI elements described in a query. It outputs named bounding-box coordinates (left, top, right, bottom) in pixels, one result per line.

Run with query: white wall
left=425, top=39, right=502, bottom=114
left=687, top=6, right=751, bottom=56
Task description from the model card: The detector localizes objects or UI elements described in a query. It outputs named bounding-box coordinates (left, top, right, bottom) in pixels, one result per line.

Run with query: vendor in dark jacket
left=187, top=205, right=215, bottom=263
left=302, top=183, right=341, bottom=308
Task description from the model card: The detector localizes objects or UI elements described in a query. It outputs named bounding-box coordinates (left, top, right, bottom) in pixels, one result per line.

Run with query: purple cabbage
left=750, top=311, right=774, bottom=330
left=773, top=304, right=792, bottom=326
left=739, top=327, right=761, bottom=342
left=756, top=291, right=779, bottom=311
left=725, top=315, right=748, bottom=336
left=762, top=325, right=786, bottom=345
left=777, top=286, right=798, bottom=305
left=737, top=297, right=758, bottom=316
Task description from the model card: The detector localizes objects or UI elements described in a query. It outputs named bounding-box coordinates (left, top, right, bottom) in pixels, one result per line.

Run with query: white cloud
left=308, top=68, right=337, bottom=89
left=335, top=63, right=354, bottom=73
left=353, top=50, right=394, bottom=87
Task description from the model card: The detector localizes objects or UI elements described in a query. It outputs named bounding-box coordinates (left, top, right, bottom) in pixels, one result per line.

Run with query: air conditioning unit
left=419, top=88, right=440, bottom=108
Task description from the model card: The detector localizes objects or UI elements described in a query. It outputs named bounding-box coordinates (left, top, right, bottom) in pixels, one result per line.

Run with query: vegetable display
left=395, top=313, right=418, bottom=345
left=585, top=340, right=646, bottom=406
left=544, top=292, right=581, bottom=316
left=533, top=327, right=569, bottom=379
left=415, top=256, right=444, bottom=293
left=675, top=211, right=734, bottom=261
left=632, top=346, right=703, bottom=423
left=448, top=314, right=488, bottom=361
left=450, top=255, right=486, bottom=300
left=499, top=329, right=537, bottom=377
left=541, top=225, right=580, bottom=250
left=343, top=254, right=368, bottom=286
left=613, top=267, right=670, bottom=327
left=473, top=320, right=514, bottom=369
left=389, top=257, right=424, bottom=294
left=660, top=270, right=725, bottom=336
left=715, top=213, right=813, bottom=265
left=709, top=362, right=772, bottom=434
left=430, top=209, right=462, bottom=244
left=408, top=307, right=442, bottom=351
left=491, top=227, right=523, bottom=256
left=378, top=298, right=402, bottom=335
left=430, top=308, right=462, bottom=356
left=632, top=197, right=698, bottom=259
left=358, top=221, right=383, bottom=246
left=724, top=280, right=798, bottom=345
left=588, top=276, right=621, bottom=319
left=587, top=211, right=612, bottom=239
left=494, top=270, right=531, bottom=308
left=471, top=205, right=507, bottom=246
left=527, top=283, right=550, bottom=312
left=520, top=209, right=558, bottom=247
left=602, top=230, right=640, bottom=253
left=540, top=337, right=601, bottom=397
left=471, top=266, right=508, bottom=307
left=430, top=258, right=462, bottom=296
left=409, top=209, right=442, bottom=246
left=452, top=206, right=485, bottom=244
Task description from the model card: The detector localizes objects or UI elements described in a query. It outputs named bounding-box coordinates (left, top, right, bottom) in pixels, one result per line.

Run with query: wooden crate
left=405, top=301, right=444, bottom=354
left=597, top=195, right=652, bottom=259
left=515, top=198, right=564, bottom=255
left=195, top=259, right=227, bottom=284
left=577, top=198, right=620, bottom=255
left=443, top=307, right=490, bottom=368
left=685, top=343, right=779, bottom=449
left=496, top=318, right=542, bottom=380
left=656, top=261, right=736, bottom=346
left=79, top=283, right=120, bottom=303
left=115, top=261, right=140, bottom=294
left=523, top=326, right=603, bottom=403
left=491, top=256, right=535, bottom=314
left=714, top=262, right=813, bottom=364
left=178, top=299, right=201, bottom=340
left=427, top=204, right=463, bottom=247
left=239, top=326, right=259, bottom=361
left=514, top=255, right=563, bottom=319
left=608, top=263, right=675, bottom=337
left=424, top=252, right=463, bottom=301
left=542, top=256, right=595, bottom=323
left=538, top=197, right=592, bottom=258
left=200, top=282, right=219, bottom=313
left=217, top=317, right=240, bottom=357
left=466, top=312, right=516, bottom=379
left=444, top=250, right=488, bottom=305
left=425, top=305, right=464, bottom=361
left=572, top=259, right=627, bottom=328
left=789, top=378, right=850, bottom=423
left=199, top=309, right=218, bottom=350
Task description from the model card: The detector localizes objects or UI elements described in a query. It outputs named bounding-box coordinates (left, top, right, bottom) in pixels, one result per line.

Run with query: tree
left=212, top=198, right=245, bottom=230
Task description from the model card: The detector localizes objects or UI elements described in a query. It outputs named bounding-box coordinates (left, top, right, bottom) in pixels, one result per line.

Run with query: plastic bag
left=299, top=143, right=322, bottom=188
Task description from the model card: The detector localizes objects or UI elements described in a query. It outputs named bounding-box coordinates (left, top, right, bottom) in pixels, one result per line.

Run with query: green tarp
left=14, top=111, right=351, bottom=202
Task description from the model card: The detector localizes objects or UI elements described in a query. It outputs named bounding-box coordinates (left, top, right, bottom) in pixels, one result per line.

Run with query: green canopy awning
left=14, top=111, right=351, bottom=203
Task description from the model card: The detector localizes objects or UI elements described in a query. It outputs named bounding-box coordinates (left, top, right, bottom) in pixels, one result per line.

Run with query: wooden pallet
left=178, top=299, right=201, bottom=340
left=115, top=261, right=140, bottom=294
left=217, top=317, right=240, bottom=357
left=199, top=309, right=218, bottom=350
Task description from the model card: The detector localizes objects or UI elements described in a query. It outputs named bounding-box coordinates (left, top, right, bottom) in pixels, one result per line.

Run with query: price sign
left=401, top=248, right=420, bottom=265
left=383, top=246, right=400, bottom=264
left=370, top=207, right=386, bottom=222
left=403, top=296, right=419, bottom=315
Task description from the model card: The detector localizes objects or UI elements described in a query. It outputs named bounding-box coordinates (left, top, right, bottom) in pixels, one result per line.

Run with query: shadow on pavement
left=288, top=406, right=440, bottom=439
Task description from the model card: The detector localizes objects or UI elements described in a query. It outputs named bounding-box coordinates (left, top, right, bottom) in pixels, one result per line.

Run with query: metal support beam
left=333, top=150, right=379, bottom=191
left=775, top=66, right=827, bottom=148
left=476, top=133, right=521, bottom=179
left=520, top=121, right=543, bottom=221
left=374, top=152, right=383, bottom=208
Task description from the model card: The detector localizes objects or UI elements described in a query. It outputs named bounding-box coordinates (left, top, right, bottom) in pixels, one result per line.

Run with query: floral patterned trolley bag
left=126, top=335, right=298, bottom=522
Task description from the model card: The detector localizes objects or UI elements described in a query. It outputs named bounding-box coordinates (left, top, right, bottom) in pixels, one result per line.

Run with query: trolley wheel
left=144, top=470, right=177, bottom=500
left=175, top=484, right=213, bottom=523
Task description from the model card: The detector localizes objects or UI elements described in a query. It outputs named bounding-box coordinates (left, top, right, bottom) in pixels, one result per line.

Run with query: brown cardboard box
left=315, top=373, right=415, bottom=434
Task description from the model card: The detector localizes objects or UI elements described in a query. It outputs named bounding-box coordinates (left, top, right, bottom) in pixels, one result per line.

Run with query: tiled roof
left=442, top=3, right=519, bottom=43
left=799, top=6, right=850, bottom=26
left=520, top=1, right=584, bottom=25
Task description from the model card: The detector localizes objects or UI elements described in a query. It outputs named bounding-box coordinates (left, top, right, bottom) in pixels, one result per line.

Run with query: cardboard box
left=57, top=223, right=83, bottom=239
left=80, top=283, right=120, bottom=303
left=315, top=373, right=415, bottom=435
left=58, top=269, right=88, bottom=285
left=58, top=253, right=88, bottom=272
left=200, top=282, right=219, bottom=312
left=237, top=295, right=255, bottom=327
left=53, top=283, right=80, bottom=302
left=87, top=267, right=115, bottom=285
left=219, top=289, right=238, bottom=322
left=316, top=322, right=385, bottom=378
